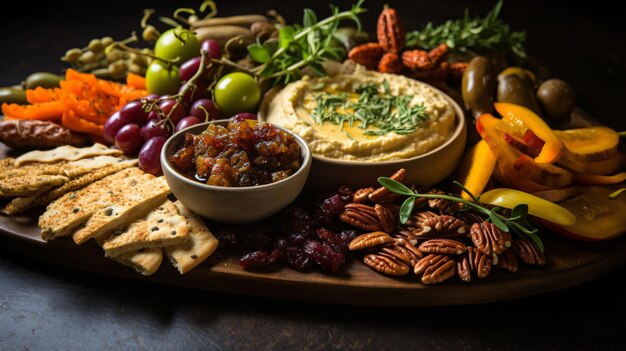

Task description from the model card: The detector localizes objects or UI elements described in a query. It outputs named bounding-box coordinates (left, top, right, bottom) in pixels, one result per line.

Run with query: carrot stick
left=1, top=101, right=65, bottom=121
left=126, top=73, right=147, bottom=90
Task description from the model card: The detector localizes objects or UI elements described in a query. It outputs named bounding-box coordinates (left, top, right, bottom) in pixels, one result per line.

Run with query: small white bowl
left=161, top=120, right=312, bottom=224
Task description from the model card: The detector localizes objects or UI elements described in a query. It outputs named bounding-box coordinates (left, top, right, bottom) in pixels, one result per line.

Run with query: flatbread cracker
left=0, top=174, right=68, bottom=198
left=63, top=156, right=137, bottom=178
left=0, top=161, right=66, bottom=180
left=102, top=200, right=189, bottom=258
left=111, top=248, right=163, bottom=276
left=39, top=167, right=145, bottom=241
left=71, top=176, right=170, bottom=244
left=0, top=158, right=14, bottom=171
left=1, top=185, right=56, bottom=215
left=14, top=143, right=122, bottom=166
left=165, top=201, right=219, bottom=274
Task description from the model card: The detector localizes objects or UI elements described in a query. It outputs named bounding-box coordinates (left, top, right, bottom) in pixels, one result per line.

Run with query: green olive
left=25, top=72, right=63, bottom=89
left=79, top=51, right=97, bottom=64
left=92, top=68, right=111, bottom=79
left=101, top=36, right=114, bottom=47
left=462, top=56, right=497, bottom=119
left=63, top=48, right=82, bottom=63
left=106, top=49, right=124, bottom=63
left=0, top=87, right=27, bottom=105
left=88, top=39, right=104, bottom=53
left=108, top=61, right=127, bottom=76
left=497, top=74, right=542, bottom=115
left=536, top=79, right=576, bottom=122
left=498, top=67, right=537, bottom=89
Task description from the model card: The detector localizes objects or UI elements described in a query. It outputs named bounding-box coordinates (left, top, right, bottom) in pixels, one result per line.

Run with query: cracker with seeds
left=71, top=176, right=170, bottom=244
left=39, top=167, right=145, bottom=241
left=15, top=143, right=122, bottom=166
left=63, top=156, right=137, bottom=178
left=165, top=201, right=219, bottom=274
left=0, top=174, right=68, bottom=198
left=1, top=185, right=56, bottom=215
left=0, top=161, right=66, bottom=180
left=102, top=200, right=189, bottom=258
left=96, top=235, right=164, bottom=276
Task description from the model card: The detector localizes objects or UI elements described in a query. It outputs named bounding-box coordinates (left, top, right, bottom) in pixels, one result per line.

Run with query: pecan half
left=496, top=248, right=519, bottom=273
left=368, top=169, right=406, bottom=203
left=468, top=246, right=492, bottom=279
left=393, top=229, right=417, bottom=243
left=418, top=238, right=466, bottom=255
left=428, top=43, right=449, bottom=65
left=512, top=239, right=546, bottom=266
left=393, top=238, right=423, bottom=265
left=405, top=211, right=439, bottom=229
left=364, top=252, right=410, bottom=276
left=402, top=50, right=433, bottom=70
left=375, top=204, right=396, bottom=233
left=378, top=52, right=404, bottom=74
left=470, top=221, right=512, bottom=255
left=340, top=203, right=380, bottom=231
left=414, top=254, right=456, bottom=285
left=457, top=255, right=472, bottom=282
left=427, top=189, right=459, bottom=214
left=348, top=43, right=384, bottom=70
left=419, top=215, right=466, bottom=236
left=348, top=231, right=394, bottom=251
left=377, top=6, right=405, bottom=53
left=353, top=187, right=374, bottom=204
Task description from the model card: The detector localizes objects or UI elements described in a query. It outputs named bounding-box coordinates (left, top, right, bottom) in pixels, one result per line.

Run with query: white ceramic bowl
left=161, top=120, right=312, bottom=224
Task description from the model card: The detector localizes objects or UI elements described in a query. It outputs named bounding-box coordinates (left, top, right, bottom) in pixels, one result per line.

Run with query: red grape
left=159, top=99, right=187, bottom=125
left=179, top=80, right=209, bottom=105
left=141, top=119, right=171, bottom=140
left=147, top=110, right=159, bottom=121
left=114, top=124, right=143, bottom=154
left=232, top=112, right=257, bottom=121
left=103, top=111, right=127, bottom=144
left=144, top=94, right=160, bottom=100
left=176, top=116, right=202, bottom=132
left=138, top=136, right=167, bottom=175
left=119, top=100, right=149, bottom=125
left=201, top=39, right=222, bottom=59
left=179, top=57, right=201, bottom=82
left=190, top=99, right=220, bottom=121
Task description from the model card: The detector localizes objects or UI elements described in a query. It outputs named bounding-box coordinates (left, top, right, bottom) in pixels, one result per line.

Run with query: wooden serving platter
left=1, top=210, right=625, bottom=306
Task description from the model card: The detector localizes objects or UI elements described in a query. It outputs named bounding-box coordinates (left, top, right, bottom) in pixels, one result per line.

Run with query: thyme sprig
left=310, top=81, right=428, bottom=137
left=247, top=0, right=366, bottom=84
left=406, top=0, right=527, bottom=58
left=378, top=177, right=544, bottom=252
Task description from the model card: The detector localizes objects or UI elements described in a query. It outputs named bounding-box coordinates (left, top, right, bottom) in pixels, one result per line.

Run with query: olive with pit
left=0, top=87, right=27, bottom=105
left=537, top=79, right=576, bottom=122
left=497, top=74, right=541, bottom=114
left=462, top=56, right=497, bottom=119
left=498, top=66, right=537, bottom=89
left=25, top=72, right=63, bottom=90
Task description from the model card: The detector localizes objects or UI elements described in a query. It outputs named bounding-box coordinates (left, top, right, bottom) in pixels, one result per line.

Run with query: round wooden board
left=1, top=211, right=625, bottom=307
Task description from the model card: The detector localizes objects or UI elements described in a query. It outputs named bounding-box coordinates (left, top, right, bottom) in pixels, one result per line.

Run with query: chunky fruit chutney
left=169, top=118, right=301, bottom=187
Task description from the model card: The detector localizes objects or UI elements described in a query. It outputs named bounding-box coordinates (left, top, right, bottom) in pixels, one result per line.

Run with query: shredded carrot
left=2, top=68, right=148, bottom=137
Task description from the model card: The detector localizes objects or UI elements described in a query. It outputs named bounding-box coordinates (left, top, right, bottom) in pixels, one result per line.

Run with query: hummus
left=263, top=66, right=456, bottom=162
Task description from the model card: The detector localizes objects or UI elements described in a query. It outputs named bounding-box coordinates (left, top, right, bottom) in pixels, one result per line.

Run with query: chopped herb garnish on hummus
left=310, top=80, right=428, bottom=136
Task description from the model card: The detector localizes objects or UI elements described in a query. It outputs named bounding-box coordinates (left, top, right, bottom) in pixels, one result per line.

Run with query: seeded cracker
left=0, top=174, right=68, bottom=198
left=164, top=201, right=219, bottom=274
left=102, top=200, right=189, bottom=258
left=96, top=235, right=164, bottom=276
left=14, top=143, right=122, bottom=166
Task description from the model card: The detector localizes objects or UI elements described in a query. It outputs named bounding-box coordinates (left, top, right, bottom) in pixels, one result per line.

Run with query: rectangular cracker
left=95, top=235, right=163, bottom=276
left=38, top=167, right=145, bottom=241
left=165, top=201, right=219, bottom=274
left=1, top=185, right=56, bottom=215
left=63, top=156, right=137, bottom=178
left=0, top=174, right=68, bottom=198
left=102, top=200, right=189, bottom=258
left=0, top=161, right=66, bottom=180
left=71, top=176, right=170, bottom=244
left=14, top=143, right=122, bottom=166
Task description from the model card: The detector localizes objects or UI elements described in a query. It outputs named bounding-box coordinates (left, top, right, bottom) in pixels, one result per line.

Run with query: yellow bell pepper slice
left=555, top=126, right=619, bottom=162
left=454, top=140, right=497, bottom=200
left=495, top=102, right=563, bottom=164
left=480, top=188, right=576, bottom=225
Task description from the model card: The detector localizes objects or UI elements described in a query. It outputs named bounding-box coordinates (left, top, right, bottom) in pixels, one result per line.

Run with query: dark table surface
left=1, top=1, right=625, bottom=350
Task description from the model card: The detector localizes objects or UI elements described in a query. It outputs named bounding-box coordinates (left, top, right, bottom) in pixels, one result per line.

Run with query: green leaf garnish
left=399, top=196, right=416, bottom=224
left=377, top=177, right=415, bottom=196
left=247, top=43, right=271, bottom=63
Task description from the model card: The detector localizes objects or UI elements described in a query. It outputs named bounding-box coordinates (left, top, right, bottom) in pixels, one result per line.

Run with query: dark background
left=1, top=1, right=625, bottom=350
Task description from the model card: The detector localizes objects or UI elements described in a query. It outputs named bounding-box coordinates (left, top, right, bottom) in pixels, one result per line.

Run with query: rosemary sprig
left=310, top=81, right=428, bottom=136
left=378, top=177, right=544, bottom=252
left=247, top=0, right=366, bottom=84
left=405, top=0, right=527, bottom=58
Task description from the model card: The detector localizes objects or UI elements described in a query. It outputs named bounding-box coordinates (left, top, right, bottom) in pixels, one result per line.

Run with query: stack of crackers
left=0, top=144, right=219, bottom=275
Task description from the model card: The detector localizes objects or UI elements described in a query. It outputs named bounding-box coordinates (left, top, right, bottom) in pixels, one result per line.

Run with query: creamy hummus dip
left=263, top=66, right=456, bottom=162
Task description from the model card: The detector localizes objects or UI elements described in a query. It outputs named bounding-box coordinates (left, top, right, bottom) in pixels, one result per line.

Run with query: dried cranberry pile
left=214, top=186, right=358, bottom=272
left=169, top=117, right=301, bottom=187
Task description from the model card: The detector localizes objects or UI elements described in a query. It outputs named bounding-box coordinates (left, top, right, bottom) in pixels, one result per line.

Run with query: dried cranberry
left=337, top=185, right=354, bottom=204
left=320, top=194, right=345, bottom=217
left=339, top=229, right=358, bottom=246
left=242, top=226, right=275, bottom=250
left=315, top=227, right=346, bottom=253
left=240, top=251, right=272, bottom=269
left=270, top=239, right=288, bottom=263
left=215, top=227, right=241, bottom=249
left=287, top=231, right=311, bottom=245
left=303, top=240, right=345, bottom=272
left=285, top=246, right=312, bottom=270
left=281, top=206, right=312, bottom=221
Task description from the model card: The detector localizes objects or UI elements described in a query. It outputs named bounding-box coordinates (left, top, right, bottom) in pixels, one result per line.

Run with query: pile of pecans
left=341, top=169, right=546, bottom=285
left=347, top=6, right=468, bottom=82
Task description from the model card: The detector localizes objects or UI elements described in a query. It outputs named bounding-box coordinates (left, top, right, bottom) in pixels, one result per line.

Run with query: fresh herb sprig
left=247, top=0, right=366, bottom=84
left=378, top=177, right=544, bottom=251
left=311, top=81, right=428, bottom=137
left=405, top=0, right=527, bottom=58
